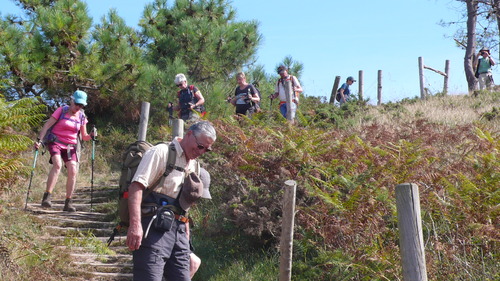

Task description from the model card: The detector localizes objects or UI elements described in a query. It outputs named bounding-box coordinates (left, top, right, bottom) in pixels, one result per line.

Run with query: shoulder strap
left=58, top=105, right=69, bottom=122
left=143, top=143, right=181, bottom=199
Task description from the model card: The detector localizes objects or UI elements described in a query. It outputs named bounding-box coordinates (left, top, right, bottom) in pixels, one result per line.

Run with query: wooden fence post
left=443, top=60, right=450, bottom=94
left=358, top=70, right=364, bottom=101
left=377, top=70, right=382, bottom=106
left=172, top=119, right=184, bottom=138
left=418, top=57, right=426, bottom=99
left=279, top=180, right=297, bottom=281
left=284, top=80, right=294, bottom=122
left=329, top=76, right=341, bottom=104
left=138, top=102, right=150, bottom=141
left=395, top=183, right=428, bottom=281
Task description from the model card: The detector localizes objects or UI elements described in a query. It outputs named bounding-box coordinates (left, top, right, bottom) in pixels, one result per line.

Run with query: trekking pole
left=25, top=148, right=39, bottom=210
left=91, top=125, right=97, bottom=211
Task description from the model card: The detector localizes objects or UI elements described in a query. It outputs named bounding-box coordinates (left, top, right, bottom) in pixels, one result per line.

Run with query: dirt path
left=26, top=186, right=133, bottom=281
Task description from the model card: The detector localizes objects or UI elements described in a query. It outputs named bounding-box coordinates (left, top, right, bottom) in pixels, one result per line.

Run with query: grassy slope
left=1, top=92, right=498, bottom=280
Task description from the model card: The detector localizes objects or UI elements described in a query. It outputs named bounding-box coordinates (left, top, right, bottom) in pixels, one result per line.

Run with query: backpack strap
left=143, top=142, right=182, bottom=199
left=278, top=75, right=297, bottom=100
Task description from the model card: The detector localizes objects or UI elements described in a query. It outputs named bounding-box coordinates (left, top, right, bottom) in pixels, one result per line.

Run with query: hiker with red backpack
left=34, top=90, right=96, bottom=212
left=126, top=121, right=216, bottom=281
left=270, top=65, right=303, bottom=123
left=174, top=73, right=206, bottom=122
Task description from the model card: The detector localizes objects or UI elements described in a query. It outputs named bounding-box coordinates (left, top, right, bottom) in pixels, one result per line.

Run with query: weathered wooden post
left=395, top=183, right=428, bottom=281
left=172, top=119, right=184, bottom=138
left=418, top=57, right=426, bottom=99
left=138, top=102, right=150, bottom=141
left=329, top=76, right=341, bottom=104
left=377, top=70, right=382, bottom=106
left=284, top=80, right=294, bottom=122
left=279, top=180, right=297, bottom=281
left=443, top=60, right=450, bottom=94
left=358, top=70, right=364, bottom=101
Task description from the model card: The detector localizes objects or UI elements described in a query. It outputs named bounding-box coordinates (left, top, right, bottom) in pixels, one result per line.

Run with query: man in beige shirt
left=126, top=121, right=216, bottom=281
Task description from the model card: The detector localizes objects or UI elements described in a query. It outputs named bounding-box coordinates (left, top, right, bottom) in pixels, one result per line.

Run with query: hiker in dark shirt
left=230, top=72, right=260, bottom=116
left=337, top=76, right=356, bottom=105
left=174, top=73, right=206, bottom=122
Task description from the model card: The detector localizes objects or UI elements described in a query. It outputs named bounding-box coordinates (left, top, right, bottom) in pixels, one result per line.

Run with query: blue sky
left=3, top=0, right=493, bottom=103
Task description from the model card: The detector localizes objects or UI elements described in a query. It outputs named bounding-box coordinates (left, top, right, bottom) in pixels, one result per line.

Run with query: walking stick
left=91, top=126, right=97, bottom=211
left=25, top=149, right=39, bottom=210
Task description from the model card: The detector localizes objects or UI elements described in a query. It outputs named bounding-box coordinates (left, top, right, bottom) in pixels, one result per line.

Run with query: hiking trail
left=26, top=185, right=133, bottom=281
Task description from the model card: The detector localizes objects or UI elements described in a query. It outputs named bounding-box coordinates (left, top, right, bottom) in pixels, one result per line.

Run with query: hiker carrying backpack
left=34, top=90, right=95, bottom=212
left=270, top=65, right=303, bottom=122
left=230, top=72, right=261, bottom=116
left=113, top=122, right=216, bottom=280
left=108, top=138, right=212, bottom=244
left=175, top=73, right=206, bottom=121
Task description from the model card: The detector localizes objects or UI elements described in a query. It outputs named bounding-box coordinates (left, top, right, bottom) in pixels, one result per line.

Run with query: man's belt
left=141, top=203, right=189, bottom=223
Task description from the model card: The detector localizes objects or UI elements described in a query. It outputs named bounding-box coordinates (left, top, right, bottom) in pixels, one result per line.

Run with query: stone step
left=46, top=235, right=128, bottom=247
left=45, top=225, right=114, bottom=237
left=37, top=215, right=116, bottom=228
left=90, top=271, right=133, bottom=281
left=27, top=203, right=113, bottom=220
left=54, top=197, right=113, bottom=204
left=70, top=253, right=132, bottom=264
left=28, top=202, right=114, bottom=213
left=72, top=261, right=133, bottom=273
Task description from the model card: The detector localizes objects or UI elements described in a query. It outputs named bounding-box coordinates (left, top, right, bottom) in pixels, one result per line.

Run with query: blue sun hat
left=72, top=90, right=88, bottom=106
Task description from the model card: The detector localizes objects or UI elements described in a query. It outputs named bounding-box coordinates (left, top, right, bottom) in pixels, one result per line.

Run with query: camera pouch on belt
left=154, top=206, right=175, bottom=232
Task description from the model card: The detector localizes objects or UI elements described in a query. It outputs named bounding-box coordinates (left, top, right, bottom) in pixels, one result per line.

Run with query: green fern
left=0, top=96, right=46, bottom=188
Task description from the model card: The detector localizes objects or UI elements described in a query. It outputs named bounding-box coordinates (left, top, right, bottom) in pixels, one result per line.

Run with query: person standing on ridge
left=476, top=47, right=496, bottom=90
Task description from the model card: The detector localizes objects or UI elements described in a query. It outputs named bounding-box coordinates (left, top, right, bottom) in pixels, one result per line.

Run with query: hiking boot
left=63, top=198, right=76, bottom=212
left=41, top=192, right=52, bottom=208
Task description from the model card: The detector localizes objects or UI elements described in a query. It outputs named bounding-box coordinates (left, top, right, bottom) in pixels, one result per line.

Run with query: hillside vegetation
left=1, top=92, right=499, bottom=280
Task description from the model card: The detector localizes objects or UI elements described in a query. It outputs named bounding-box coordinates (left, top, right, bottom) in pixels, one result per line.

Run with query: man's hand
left=126, top=182, right=145, bottom=251
left=126, top=221, right=143, bottom=251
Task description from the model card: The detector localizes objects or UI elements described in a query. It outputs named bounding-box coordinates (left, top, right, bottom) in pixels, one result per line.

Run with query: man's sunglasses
left=193, top=134, right=212, bottom=152
left=75, top=103, right=85, bottom=107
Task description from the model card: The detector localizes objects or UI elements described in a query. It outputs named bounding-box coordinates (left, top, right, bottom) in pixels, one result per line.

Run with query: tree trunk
left=494, top=0, right=500, bottom=59
left=465, top=0, right=479, bottom=93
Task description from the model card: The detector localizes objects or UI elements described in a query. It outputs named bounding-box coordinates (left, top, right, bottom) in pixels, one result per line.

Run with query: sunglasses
left=176, top=82, right=184, bottom=87
left=75, top=103, right=85, bottom=107
left=193, top=133, right=212, bottom=152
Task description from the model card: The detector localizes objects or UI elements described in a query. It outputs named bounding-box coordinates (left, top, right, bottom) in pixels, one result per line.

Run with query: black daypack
left=108, top=141, right=178, bottom=245
left=251, top=83, right=262, bottom=113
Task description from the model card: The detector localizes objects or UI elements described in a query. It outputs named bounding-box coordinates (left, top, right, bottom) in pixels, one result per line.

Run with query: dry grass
left=365, top=93, right=500, bottom=127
